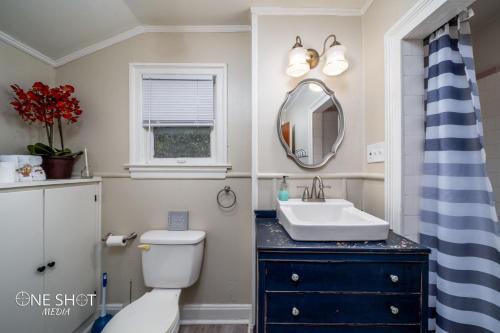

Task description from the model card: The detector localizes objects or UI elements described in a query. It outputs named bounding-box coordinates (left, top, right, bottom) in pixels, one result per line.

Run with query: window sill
left=125, top=163, right=231, bottom=179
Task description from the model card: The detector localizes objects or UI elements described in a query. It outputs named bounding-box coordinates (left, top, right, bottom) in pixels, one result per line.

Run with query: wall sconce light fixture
left=286, top=34, right=349, bottom=78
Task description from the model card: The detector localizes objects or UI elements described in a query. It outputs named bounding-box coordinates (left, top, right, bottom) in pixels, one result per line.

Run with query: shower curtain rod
left=458, top=8, right=474, bottom=23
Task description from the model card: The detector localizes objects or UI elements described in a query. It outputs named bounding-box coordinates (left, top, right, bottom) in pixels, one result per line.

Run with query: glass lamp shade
left=286, top=47, right=310, bottom=77
left=323, top=44, right=349, bottom=76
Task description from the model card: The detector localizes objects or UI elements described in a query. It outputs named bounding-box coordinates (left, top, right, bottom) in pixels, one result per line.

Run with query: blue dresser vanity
left=256, top=211, right=430, bottom=333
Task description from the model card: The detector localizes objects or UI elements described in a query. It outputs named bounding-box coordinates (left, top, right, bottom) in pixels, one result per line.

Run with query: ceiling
left=0, top=0, right=371, bottom=64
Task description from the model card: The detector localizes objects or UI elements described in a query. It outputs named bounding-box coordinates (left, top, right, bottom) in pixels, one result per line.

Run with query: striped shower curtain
left=421, top=20, right=500, bottom=333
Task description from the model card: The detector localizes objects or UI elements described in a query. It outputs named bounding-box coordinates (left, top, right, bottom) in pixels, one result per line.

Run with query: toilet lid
left=103, top=289, right=180, bottom=333
left=141, top=230, right=206, bottom=245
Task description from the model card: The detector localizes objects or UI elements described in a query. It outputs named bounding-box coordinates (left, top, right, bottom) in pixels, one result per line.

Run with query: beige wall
left=55, top=32, right=252, bottom=305
left=474, top=15, right=500, bottom=222
left=257, top=15, right=364, bottom=174
left=0, top=0, right=426, bottom=306
left=473, top=14, right=500, bottom=74
left=254, top=6, right=419, bottom=217
left=100, top=178, right=251, bottom=305
left=256, top=15, right=370, bottom=210
left=57, top=32, right=251, bottom=174
left=360, top=0, right=418, bottom=218
left=0, top=40, right=55, bottom=154
left=362, top=0, right=418, bottom=174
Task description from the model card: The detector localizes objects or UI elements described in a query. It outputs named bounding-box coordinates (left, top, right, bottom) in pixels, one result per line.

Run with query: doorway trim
left=384, top=0, right=475, bottom=233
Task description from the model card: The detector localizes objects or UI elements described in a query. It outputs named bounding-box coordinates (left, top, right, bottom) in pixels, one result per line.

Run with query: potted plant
left=10, top=82, right=83, bottom=179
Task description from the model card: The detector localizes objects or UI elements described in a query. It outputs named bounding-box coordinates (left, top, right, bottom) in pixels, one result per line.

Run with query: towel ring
left=217, top=186, right=237, bottom=209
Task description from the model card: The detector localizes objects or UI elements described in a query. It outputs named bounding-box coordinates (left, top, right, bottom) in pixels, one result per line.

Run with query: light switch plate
left=367, top=142, right=385, bottom=163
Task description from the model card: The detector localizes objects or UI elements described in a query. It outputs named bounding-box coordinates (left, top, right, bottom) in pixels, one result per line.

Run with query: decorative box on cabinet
left=0, top=178, right=101, bottom=333
left=256, top=211, right=430, bottom=333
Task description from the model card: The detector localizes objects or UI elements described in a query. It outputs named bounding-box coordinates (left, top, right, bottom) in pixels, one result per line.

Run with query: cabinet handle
left=389, top=274, right=399, bottom=283
left=291, top=307, right=300, bottom=317
left=47, top=261, right=56, bottom=268
left=291, top=273, right=300, bottom=282
left=36, top=265, right=46, bottom=273
left=390, top=305, right=399, bottom=315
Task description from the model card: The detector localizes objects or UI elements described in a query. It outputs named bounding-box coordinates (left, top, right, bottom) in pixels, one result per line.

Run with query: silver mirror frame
left=277, top=78, right=345, bottom=169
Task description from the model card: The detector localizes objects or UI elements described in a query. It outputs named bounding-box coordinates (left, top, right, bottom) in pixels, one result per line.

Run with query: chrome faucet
left=298, top=176, right=330, bottom=202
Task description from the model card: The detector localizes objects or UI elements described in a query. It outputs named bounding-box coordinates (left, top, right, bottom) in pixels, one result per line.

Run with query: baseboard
left=82, top=303, right=252, bottom=328
left=180, top=304, right=252, bottom=325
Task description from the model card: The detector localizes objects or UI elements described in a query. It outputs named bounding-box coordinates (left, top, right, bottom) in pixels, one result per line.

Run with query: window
left=128, top=64, right=229, bottom=179
left=142, top=74, right=215, bottom=161
left=152, top=127, right=211, bottom=158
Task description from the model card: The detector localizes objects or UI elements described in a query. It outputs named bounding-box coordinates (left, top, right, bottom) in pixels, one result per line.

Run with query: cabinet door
left=44, top=185, right=98, bottom=333
left=0, top=190, right=44, bottom=333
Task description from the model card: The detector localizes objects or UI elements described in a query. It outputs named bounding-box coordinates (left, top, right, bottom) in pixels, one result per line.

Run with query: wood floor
left=179, top=325, right=248, bottom=333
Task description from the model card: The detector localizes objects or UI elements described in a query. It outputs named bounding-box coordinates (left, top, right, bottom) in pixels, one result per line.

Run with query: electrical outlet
left=367, top=142, right=385, bottom=163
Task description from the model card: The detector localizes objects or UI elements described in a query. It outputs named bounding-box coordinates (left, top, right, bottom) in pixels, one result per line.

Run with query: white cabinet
left=0, top=180, right=101, bottom=333
left=44, top=185, right=99, bottom=333
left=0, top=190, right=45, bottom=333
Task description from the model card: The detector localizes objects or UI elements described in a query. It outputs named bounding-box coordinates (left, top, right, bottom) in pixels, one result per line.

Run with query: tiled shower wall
left=402, top=39, right=425, bottom=242
left=401, top=30, right=500, bottom=240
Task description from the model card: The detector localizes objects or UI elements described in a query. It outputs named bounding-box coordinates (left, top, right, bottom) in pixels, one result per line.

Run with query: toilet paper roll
left=106, top=235, right=126, bottom=247
left=0, top=162, right=16, bottom=183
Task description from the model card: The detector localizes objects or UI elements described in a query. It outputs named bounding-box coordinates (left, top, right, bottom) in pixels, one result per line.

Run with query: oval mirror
left=277, top=79, right=345, bottom=169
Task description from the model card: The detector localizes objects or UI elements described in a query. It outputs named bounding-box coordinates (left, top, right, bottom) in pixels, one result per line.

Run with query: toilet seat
left=103, top=289, right=181, bottom=333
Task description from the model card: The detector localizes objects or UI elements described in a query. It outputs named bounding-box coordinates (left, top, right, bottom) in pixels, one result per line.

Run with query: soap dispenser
left=278, top=176, right=289, bottom=201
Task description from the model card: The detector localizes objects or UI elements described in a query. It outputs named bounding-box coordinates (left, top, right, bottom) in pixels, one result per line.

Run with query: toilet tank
left=140, top=230, right=206, bottom=288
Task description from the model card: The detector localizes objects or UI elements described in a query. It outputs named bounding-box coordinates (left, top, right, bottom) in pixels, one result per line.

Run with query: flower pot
left=42, top=156, right=75, bottom=179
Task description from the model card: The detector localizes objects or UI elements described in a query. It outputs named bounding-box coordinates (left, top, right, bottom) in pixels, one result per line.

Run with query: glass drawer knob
left=390, top=274, right=399, bottom=283
left=292, top=307, right=300, bottom=316
left=291, top=273, right=300, bottom=282
left=390, top=306, right=399, bottom=315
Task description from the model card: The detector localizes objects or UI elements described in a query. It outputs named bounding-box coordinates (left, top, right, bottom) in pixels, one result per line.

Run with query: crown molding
left=0, top=29, right=56, bottom=66
left=250, top=6, right=363, bottom=16
left=1, top=25, right=251, bottom=68
left=55, top=25, right=251, bottom=67
left=360, top=0, right=375, bottom=15
left=54, top=25, right=251, bottom=67
left=54, top=25, right=145, bottom=67
left=143, top=25, right=251, bottom=33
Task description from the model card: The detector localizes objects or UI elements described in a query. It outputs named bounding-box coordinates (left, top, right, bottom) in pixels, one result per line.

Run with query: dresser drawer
left=265, top=261, right=421, bottom=292
left=266, top=293, right=420, bottom=324
left=266, top=324, right=421, bottom=333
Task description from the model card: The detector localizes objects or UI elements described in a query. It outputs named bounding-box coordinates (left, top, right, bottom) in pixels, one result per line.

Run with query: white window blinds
left=142, top=74, right=214, bottom=126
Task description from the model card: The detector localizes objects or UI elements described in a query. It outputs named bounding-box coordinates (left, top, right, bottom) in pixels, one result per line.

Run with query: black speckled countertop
left=255, top=210, right=430, bottom=253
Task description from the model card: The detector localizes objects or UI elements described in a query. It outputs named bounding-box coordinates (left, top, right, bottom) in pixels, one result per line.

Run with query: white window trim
left=128, top=63, right=230, bottom=179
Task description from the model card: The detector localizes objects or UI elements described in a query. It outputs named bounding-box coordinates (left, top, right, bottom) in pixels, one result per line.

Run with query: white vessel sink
left=277, top=199, right=390, bottom=241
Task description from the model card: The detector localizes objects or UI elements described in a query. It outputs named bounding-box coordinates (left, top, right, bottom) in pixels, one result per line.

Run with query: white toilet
left=103, top=230, right=206, bottom=333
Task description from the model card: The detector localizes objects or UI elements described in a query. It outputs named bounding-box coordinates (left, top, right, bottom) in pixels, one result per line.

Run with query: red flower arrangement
left=10, top=81, right=83, bottom=157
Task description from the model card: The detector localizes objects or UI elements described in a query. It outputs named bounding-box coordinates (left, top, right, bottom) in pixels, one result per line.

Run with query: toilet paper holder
left=102, top=232, right=137, bottom=243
